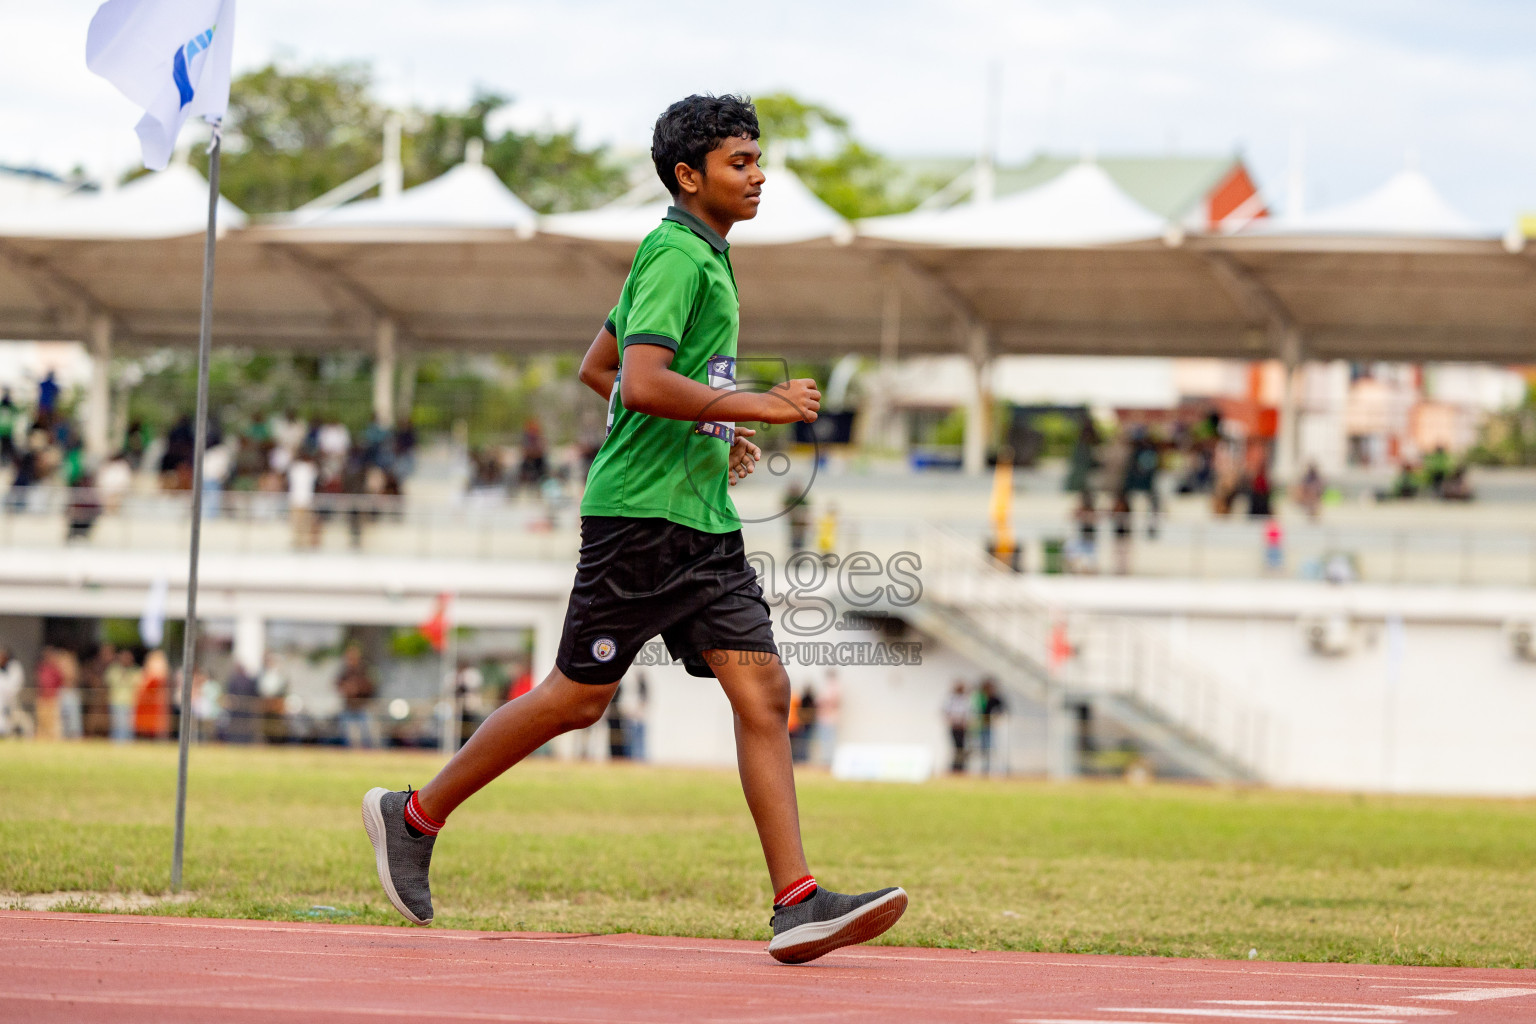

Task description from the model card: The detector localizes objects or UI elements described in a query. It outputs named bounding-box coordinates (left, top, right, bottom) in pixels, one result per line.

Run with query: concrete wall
left=1028, top=576, right=1536, bottom=796
left=1169, top=614, right=1536, bottom=794
left=633, top=608, right=1049, bottom=776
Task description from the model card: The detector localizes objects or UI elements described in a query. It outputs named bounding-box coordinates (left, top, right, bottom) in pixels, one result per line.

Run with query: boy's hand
left=728, top=427, right=761, bottom=486
left=757, top=379, right=821, bottom=424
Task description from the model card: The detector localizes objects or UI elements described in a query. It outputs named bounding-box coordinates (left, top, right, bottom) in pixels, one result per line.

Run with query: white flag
left=87, top=0, right=237, bottom=171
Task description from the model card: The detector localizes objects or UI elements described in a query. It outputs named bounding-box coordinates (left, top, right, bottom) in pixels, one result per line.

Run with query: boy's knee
left=736, top=666, right=791, bottom=728
left=555, top=682, right=614, bottom=730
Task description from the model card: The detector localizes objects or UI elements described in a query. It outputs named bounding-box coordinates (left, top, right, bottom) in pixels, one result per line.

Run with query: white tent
left=542, top=164, right=851, bottom=246
left=282, top=157, right=537, bottom=237
left=0, top=163, right=245, bottom=239
left=858, top=161, right=1166, bottom=247
left=1260, top=169, right=1485, bottom=238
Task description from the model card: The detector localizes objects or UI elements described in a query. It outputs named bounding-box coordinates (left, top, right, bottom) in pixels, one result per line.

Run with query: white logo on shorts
left=591, top=636, right=618, bottom=662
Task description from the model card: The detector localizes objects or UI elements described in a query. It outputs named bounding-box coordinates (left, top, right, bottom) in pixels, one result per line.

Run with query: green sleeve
left=602, top=307, right=617, bottom=337
left=620, top=245, right=699, bottom=352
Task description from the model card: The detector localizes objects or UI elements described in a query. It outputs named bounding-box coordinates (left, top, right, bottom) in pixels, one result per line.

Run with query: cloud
left=3, top=0, right=1531, bottom=226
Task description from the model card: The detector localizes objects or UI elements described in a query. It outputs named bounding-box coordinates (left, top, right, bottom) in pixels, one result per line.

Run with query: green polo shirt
left=580, top=206, right=741, bottom=533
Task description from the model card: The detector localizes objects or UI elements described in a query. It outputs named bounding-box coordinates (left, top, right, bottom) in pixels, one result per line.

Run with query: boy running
left=363, top=94, right=907, bottom=964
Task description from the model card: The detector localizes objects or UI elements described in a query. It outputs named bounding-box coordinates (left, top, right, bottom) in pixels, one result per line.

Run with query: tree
left=405, top=90, right=625, bottom=213
left=194, top=62, right=624, bottom=215
left=752, top=92, right=940, bottom=220
left=194, top=62, right=383, bottom=215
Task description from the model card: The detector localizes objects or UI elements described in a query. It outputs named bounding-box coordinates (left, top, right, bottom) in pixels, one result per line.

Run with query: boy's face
left=675, top=135, right=765, bottom=224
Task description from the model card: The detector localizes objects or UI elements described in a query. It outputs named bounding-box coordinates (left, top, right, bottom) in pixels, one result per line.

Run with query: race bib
left=694, top=355, right=735, bottom=446
left=606, top=370, right=621, bottom=436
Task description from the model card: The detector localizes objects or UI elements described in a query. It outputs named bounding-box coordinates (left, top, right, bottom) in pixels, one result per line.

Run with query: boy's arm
left=620, top=344, right=820, bottom=425
left=578, top=323, right=620, bottom=400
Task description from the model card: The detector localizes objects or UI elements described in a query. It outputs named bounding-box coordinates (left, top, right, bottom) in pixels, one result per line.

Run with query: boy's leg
left=708, top=648, right=909, bottom=964
left=417, top=669, right=616, bottom=821
left=707, top=651, right=808, bottom=893
left=362, top=667, right=615, bottom=925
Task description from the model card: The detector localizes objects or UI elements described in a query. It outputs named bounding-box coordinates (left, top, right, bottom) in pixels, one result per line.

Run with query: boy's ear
left=674, top=161, right=703, bottom=196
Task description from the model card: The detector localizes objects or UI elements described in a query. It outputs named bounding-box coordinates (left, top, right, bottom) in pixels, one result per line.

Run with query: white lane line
left=1094, top=1003, right=1453, bottom=1023
left=1410, top=988, right=1536, bottom=1002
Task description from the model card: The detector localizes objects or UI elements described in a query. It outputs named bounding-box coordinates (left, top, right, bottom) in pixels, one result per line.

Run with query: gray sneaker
left=767, top=886, right=908, bottom=964
left=361, top=787, right=435, bottom=925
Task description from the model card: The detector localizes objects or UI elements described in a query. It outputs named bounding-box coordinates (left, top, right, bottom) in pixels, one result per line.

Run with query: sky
left=3, top=0, right=1533, bottom=228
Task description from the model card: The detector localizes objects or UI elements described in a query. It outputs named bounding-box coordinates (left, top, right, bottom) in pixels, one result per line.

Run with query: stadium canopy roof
left=893, top=152, right=1250, bottom=224
left=0, top=165, right=1531, bottom=366
left=859, top=162, right=1168, bottom=247
left=0, top=164, right=245, bottom=239
left=1256, top=169, right=1485, bottom=239
left=542, top=165, right=851, bottom=246
left=271, top=152, right=538, bottom=240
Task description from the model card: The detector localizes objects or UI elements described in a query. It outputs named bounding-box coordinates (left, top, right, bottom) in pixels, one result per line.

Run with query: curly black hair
left=651, top=94, right=760, bottom=198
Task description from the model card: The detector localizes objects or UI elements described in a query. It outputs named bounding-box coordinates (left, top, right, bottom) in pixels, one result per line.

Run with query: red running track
left=3, top=911, right=1535, bottom=1023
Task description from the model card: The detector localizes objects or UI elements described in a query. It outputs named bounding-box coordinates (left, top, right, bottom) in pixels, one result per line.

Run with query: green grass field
left=2, top=742, right=1534, bottom=967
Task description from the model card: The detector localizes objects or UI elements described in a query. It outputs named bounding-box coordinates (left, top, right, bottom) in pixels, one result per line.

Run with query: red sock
left=774, top=875, right=817, bottom=908
left=404, top=790, right=444, bottom=837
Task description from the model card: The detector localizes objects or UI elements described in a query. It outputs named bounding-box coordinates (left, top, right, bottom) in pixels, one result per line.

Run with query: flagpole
left=171, top=122, right=222, bottom=894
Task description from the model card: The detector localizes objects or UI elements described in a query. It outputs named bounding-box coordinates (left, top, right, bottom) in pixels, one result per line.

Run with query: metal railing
left=0, top=485, right=581, bottom=561
left=898, top=523, right=1277, bottom=780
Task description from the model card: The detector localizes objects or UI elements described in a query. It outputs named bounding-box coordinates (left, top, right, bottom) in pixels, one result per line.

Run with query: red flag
left=420, top=594, right=451, bottom=652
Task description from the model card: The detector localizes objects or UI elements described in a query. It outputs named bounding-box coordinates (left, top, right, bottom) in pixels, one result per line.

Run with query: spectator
left=200, top=438, right=233, bottom=518
left=791, top=685, right=817, bottom=764
left=317, top=417, right=351, bottom=479
left=56, top=648, right=83, bottom=740
left=1425, top=445, right=1452, bottom=494
left=257, top=653, right=289, bottom=744
left=817, top=670, right=840, bottom=766
left=0, top=645, right=26, bottom=738
left=1264, top=518, right=1285, bottom=574
left=944, top=682, right=970, bottom=774
left=630, top=672, right=649, bottom=761
left=105, top=648, right=142, bottom=743
left=975, top=678, right=1007, bottom=775
left=783, top=482, right=811, bottom=554
left=362, top=417, right=392, bottom=470
left=335, top=643, right=378, bottom=748
left=1064, top=417, right=1100, bottom=498
left=65, top=472, right=102, bottom=541
left=225, top=660, right=261, bottom=744
left=816, top=503, right=839, bottom=555
left=80, top=643, right=114, bottom=737
left=507, top=657, right=535, bottom=702
left=135, top=650, right=171, bottom=740
left=6, top=430, right=41, bottom=511
left=0, top=387, right=16, bottom=467
left=36, top=370, right=60, bottom=421
left=1442, top=464, right=1474, bottom=502
left=288, top=446, right=320, bottom=549
left=455, top=659, right=485, bottom=745
left=98, top=450, right=134, bottom=513
left=35, top=647, right=63, bottom=740
left=518, top=419, right=548, bottom=491
left=185, top=668, right=219, bottom=742
left=605, top=681, right=629, bottom=759
left=122, top=418, right=149, bottom=471
left=393, top=417, right=418, bottom=479
left=1296, top=462, right=1324, bottom=521
left=161, top=414, right=196, bottom=489
left=1247, top=455, right=1273, bottom=518
left=1122, top=425, right=1161, bottom=538
left=1069, top=490, right=1099, bottom=574
left=1110, top=493, right=1133, bottom=576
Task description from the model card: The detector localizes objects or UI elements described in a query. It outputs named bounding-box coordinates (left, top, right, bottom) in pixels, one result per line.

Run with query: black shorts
left=555, top=516, right=778, bottom=684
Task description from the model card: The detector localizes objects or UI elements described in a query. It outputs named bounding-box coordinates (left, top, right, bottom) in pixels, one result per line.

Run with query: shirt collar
left=664, top=205, right=730, bottom=254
